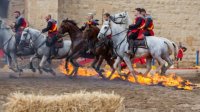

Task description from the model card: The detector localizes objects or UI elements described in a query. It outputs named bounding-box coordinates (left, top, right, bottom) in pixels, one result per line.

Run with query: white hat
left=88, top=13, right=95, bottom=16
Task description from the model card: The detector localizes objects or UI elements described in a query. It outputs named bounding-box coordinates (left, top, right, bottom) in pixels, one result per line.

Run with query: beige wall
left=58, top=0, right=200, bottom=64
left=25, top=0, right=58, bottom=30
left=8, top=0, right=200, bottom=65
left=8, top=0, right=25, bottom=22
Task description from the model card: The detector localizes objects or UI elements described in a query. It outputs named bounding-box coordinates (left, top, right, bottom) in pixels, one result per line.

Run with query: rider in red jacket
left=140, top=8, right=154, bottom=36
left=42, top=14, right=58, bottom=58
left=128, top=8, right=145, bottom=54
left=14, top=11, right=27, bottom=54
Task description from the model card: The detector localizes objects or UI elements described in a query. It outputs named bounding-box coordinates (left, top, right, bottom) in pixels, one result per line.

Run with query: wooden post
left=102, top=9, right=105, bottom=25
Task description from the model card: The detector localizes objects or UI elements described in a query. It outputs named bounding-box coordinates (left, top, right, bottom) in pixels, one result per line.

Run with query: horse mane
left=63, top=19, right=77, bottom=26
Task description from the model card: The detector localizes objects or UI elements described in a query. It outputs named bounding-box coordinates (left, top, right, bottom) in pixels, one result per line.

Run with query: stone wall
left=25, top=0, right=58, bottom=30
left=7, top=0, right=200, bottom=66
left=7, top=0, right=25, bottom=21
left=58, top=0, right=200, bottom=65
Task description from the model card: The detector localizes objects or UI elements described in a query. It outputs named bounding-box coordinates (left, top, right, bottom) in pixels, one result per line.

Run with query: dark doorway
left=0, top=0, right=9, bottom=18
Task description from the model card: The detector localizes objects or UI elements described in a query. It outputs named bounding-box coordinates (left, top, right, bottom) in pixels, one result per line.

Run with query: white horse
left=98, top=20, right=176, bottom=82
left=110, top=12, right=178, bottom=58
left=109, top=12, right=178, bottom=73
left=19, top=27, right=72, bottom=75
left=0, top=19, right=21, bottom=74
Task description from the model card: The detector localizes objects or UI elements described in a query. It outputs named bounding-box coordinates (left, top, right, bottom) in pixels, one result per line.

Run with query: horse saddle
left=133, top=37, right=148, bottom=49
left=55, top=38, right=64, bottom=48
left=46, top=37, right=64, bottom=48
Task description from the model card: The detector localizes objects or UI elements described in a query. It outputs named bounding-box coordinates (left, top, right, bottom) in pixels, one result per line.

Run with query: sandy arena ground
left=0, top=68, right=200, bottom=112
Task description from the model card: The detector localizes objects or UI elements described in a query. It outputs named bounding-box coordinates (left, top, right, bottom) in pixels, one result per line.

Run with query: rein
left=110, top=14, right=127, bottom=24
left=102, top=20, right=128, bottom=59
left=1, top=35, right=14, bottom=48
left=1, top=35, right=14, bottom=56
left=25, top=29, right=43, bottom=49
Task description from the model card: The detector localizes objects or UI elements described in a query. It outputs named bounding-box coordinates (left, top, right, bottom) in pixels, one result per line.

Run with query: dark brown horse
left=82, top=24, right=116, bottom=79
left=58, top=19, right=115, bottom=79
left=58, top=19, right=104, bottom=78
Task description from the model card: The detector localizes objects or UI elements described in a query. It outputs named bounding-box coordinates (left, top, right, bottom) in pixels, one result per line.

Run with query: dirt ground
left=0, top=69, right=200, bottom=112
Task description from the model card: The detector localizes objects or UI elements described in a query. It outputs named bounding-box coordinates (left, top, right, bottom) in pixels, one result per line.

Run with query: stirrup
left=50, top=55, right=56, bottom=59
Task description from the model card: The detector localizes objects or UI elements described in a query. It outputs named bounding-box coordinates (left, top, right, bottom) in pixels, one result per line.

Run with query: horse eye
left=104, top=26, right=108, bottom=29
left=119, top=14, right=122, bottom=17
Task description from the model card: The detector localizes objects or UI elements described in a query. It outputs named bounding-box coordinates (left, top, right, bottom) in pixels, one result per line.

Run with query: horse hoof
left=69, top=76, right=73, bottom=79
left=51, top=71, right=56, bottom=76
left=9, top=74, right=19, bottom=79
left=31, top=68, right=36, bottom=73
left=99, top=69, right=105, bottom=73
left=38, top=69, right=43, bottom=74
left=161, top=73, right=166, bottom=76
left=65, top=69, right=69, bottom=73
left=69, top=75, right=75, bottom=79
left=73, top=75, right=78, bottom=79
left=19, top=69, right=23, bottom=72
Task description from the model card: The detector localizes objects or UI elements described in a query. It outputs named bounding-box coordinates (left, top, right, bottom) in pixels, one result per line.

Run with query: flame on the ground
left=58, top=62, right=193, bottom=90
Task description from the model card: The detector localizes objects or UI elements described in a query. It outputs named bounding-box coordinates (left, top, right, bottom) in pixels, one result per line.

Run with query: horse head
left=19, top=27, right=31, bottom=47
left=83, top=24, right=100, bottom=41
left=58, top=18, right=79, bottom=35
left=110, top=11, right=131, bottom=28
left=97, top=21, right=112, bottom=40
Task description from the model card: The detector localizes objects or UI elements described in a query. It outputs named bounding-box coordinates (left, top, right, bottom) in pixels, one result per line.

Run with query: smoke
left=0, top=0, right=9, bottom=18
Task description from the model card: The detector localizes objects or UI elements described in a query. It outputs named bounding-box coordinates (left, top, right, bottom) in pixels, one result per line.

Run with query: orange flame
left=58, top=61, right=193, bottom=90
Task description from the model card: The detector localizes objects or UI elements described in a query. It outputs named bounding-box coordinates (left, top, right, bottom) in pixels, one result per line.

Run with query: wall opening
left=0, top=0, right=9, bottom=18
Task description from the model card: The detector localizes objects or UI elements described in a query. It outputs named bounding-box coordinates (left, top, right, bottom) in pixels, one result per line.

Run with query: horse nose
left=97, top=34, right=103, bottom=40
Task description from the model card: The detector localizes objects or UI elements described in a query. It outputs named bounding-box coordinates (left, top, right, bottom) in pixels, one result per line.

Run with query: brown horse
left=82, top=24, right=116, bottom=79
left=58, top=19, right=110, bottom=78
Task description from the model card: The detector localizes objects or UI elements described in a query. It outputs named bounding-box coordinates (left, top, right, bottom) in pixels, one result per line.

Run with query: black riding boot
left=111, top=50, right=117, bottom=59
left=128, top=39, right=134, bottom=55
left=50, top=45, right=56, bottom=59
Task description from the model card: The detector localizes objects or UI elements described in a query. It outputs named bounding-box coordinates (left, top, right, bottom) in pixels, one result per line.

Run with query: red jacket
left=42, top=19, right=58, bottom=38
left=128, top=16, right=145, bottom=39
left=144, top=16, right=154, bottom=36
left=177, top=48, right=184, bottom=58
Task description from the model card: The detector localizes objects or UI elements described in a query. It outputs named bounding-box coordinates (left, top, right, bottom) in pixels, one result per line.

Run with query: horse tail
left=164, top=41, right=173, bottom=54
left=164, top=40, right=177, bottom=61
left=172, top=42, right=178, bottom=60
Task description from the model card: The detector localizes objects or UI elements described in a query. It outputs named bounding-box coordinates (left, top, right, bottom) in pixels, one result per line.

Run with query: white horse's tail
left=172, top=42, right=178, bottom=60
left=163, top=40, right=178, bottom=60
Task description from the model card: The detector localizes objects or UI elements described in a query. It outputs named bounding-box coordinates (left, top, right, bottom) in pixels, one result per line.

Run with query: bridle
left=99, top=20, right=128, bottom=58
left=99, top=20, right=128, bottom=40
left=110, top=13, right=127, bottom=24
left=21, top=29, right=42, bottom=49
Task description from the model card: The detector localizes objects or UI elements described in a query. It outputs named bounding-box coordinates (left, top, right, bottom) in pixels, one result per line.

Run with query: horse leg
left=39, top=56, right=55, bottom=76
left=6, top=55, right=17, bottom=78
left=65, top=56, right=70, bottom=72
left=91, top=56, right=99, bottom=69
left=154, top=56, right=166, bottom=75
left=114, top=57, right=125, bottom=78
left=95, top=56, right=106, bottom=79
left=68, top=58, right=76, bottom=77
left=9, top=53, right=22, bottom=78
left=68, top=58, right=79, bottom=78
left=106, top=58, right=116, bottom=79
left=143, top=57, right=152, bottom=76
left=161, top=56, right=173, bottom=75
left=65, top=50, right=74, bottom=72
left=6, top=55, right=12, bottom=69
left=108, top=68, right=116, bottom=79
left=67, top=51, right=81, bottom=78
left=29, top=54, right=37, bottom=72
left=123, top=55, right=138, bottom=83
left=96, top=56, right=104, bottom=71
